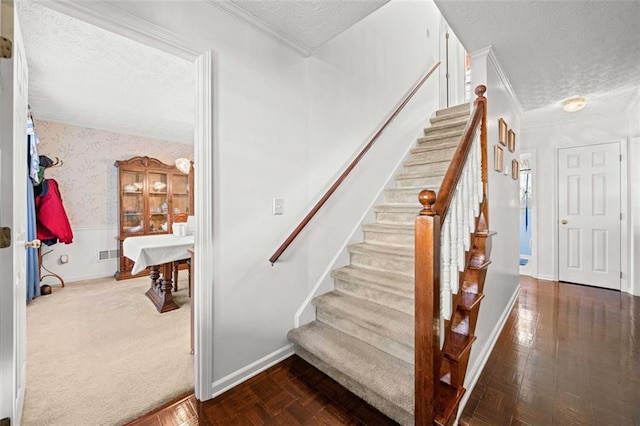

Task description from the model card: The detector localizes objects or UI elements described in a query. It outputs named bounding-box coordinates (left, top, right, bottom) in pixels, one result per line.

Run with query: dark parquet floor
left=128, top=277, right=640, bottom=425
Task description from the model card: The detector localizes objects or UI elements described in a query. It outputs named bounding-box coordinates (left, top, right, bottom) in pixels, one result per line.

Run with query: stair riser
left=292, top=345, right=414, bottom=426
left=364, top=229, right=414, bottom=246
left=417, top=134, right=463, bottom=147
left=403, top=160, right=450, bottom=175
left=424, top=123, right=467, bottom=137
left=316, top=309, right=414, bottom=364
left=409, top=146, right=457, bottom=163
left=384, top=188, right=423, bottom=204
left=436, top=103, right=470, bottom=117
left=349, top=251, right=414, bottom=277
left=430, top=111, right=470, bottom=126
left=375, top=210, right=418, bottom=224
left=395, top=175, right=443, bottom=188
left=334, top=278, right=414, bottom=316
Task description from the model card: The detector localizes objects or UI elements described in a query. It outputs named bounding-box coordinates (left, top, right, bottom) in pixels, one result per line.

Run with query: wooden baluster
left=466, top=161, right=475, bottom=234
left=449, top=191, right=459, bottom=304
left=462, top=164, right=471, bottom=252
left=456, top=184, right=465, bottom=274
left=415, top=190, right=441, bottom=425
left=441, top=215, right=452, bottom=318
left=472, top=136, right=480, bottom=217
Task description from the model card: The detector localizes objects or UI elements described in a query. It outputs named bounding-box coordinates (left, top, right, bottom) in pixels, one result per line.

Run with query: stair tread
left=417, top=129, right=464, bottom=144
left=425, top=116, right=469, bottom=132
left=349, top=242, right=414, bottom=257
left=469, top=258, right=491, bottom=269
left=288, top=321, right=414, bottom=413
left=386, top=186, right=439, bottom=193
left=459, top=291, right=484, bottom=311
left=435, top=383, right=466, bottom=426
left=404, top=157, right=451, bottom=167
left=443, top=331, right=476, bottom=361
left=410, top=142, right=459, bottom=154
left=362, top=222, right=415, bottom=233
left=314, top=292, right=414, bottom=347
left=435, top=103, right=471, bottom=117
left=430, top=109, right=470, bottom=124
left=332, top=265, right=414, bottom=294
left=475, top=230, right=498, bottom=238
left=374, top=204, right=422, bottom=213
left=394, top=171, right=446, bottom=180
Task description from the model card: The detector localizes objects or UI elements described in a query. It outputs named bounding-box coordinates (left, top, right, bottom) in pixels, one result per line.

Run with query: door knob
left=561, top=220, right=568, bottom=225
left=25, top=239, right=41, bottom=249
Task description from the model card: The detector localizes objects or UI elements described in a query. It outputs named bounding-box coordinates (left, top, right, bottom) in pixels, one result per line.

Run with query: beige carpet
left=23, top=275, right=194, bottom=426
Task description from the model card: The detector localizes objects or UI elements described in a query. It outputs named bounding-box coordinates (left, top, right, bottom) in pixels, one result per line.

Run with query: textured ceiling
left=17, top=0, right=194, bottom=143
left=435, top=0, right=640, bottom=111
left=228, top=0, right=390, bottom=52
left=22, top=0, right=637, bottom=143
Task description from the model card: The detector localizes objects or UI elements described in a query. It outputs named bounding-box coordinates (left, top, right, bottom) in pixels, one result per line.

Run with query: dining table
left=123, top=234, right=194, bottom=313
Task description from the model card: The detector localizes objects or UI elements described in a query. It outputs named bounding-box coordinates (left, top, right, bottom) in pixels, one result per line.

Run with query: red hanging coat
left=35, top=179, right=73, bottom=244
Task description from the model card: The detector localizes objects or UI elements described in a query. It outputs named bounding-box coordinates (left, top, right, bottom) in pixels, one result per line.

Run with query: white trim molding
left=470, top=46, right=524, bottom=115
left=194, top=50, right=215, bottom=401
left=457, top=285, right=520, bottom=423
left=211, top=345, right=294, bottom=397
left=203, top=0, right=311, bottom=57
left=33, top=0, right=200, bottom=61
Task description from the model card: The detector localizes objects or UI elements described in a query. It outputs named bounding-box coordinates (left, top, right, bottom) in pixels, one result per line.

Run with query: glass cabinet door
left=148, top=171, right=168, bottom=233
left=171, top=173, right=190, bottom=216
left=121, top=170, right=144, bottom=234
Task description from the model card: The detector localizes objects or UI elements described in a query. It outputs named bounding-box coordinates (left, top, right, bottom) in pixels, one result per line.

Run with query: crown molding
left=33, top=0, right=200, bottom=61
left=203, top=0, right=311, bottom=57
left=471, top=46, right=524, bottom=116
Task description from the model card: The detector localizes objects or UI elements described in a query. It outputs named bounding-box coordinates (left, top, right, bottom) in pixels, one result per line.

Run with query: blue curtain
left=26, top=115, right=41, bottom=303
left=26, top=174, right=40, bottom=302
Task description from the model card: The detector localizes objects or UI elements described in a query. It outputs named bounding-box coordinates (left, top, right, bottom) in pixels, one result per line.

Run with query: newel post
left=415, top=189, right=441, bottom=425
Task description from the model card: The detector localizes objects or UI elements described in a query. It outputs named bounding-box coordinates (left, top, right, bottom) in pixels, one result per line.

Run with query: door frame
left=555, top=139, right=629, bottom=292
left=16, top=2, right=217, bottom=402
left=518, top=149, right=537, bottom=278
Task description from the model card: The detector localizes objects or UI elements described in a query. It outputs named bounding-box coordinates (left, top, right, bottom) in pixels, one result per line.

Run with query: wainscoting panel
left=39, top=225, right=119, bottom=284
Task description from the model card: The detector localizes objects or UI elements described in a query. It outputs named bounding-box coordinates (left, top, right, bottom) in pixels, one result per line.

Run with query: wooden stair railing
left=269, top=61, right=441, bottom=264
left=415, top=85, right=490, bottom=426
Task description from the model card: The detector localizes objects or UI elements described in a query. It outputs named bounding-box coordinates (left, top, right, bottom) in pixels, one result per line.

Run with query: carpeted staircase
left=288, top=103, right=471, bottom=425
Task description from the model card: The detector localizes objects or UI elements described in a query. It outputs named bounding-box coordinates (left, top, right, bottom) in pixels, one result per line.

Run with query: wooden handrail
left=433, top=85, right=487, bottom=221
left=269, top=61, right=441, bottom=264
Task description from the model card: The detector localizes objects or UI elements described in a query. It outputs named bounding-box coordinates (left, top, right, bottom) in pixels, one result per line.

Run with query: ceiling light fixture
left=563, top=97, right=586, bottom=112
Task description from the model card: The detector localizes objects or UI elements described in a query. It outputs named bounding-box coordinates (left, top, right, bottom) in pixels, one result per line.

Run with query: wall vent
left=98, top=250, right=119, bottom=261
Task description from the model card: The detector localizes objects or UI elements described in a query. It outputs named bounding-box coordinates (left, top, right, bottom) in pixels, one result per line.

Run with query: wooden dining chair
left=171, top=213, right=190, bottom=293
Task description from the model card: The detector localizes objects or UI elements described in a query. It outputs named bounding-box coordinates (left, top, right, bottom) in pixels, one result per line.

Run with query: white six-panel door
left=558, top=142, right=621, bottom=290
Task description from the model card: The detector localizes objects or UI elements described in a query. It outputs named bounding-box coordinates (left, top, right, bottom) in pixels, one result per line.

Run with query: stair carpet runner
left=288, top=103, right=474, bottom=425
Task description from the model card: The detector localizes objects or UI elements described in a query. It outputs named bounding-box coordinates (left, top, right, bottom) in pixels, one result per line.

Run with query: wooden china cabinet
left=114, top=156, right=194, bottom=280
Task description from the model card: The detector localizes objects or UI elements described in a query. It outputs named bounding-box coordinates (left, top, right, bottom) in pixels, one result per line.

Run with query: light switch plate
left=273, top=197, right=284, bottom=215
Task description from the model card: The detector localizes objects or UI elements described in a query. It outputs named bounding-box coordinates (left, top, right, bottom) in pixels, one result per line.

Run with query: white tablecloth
left=123, top=234, right=195, bottom=275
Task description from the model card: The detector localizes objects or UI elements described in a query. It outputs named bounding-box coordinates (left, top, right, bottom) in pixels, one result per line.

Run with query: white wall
left=39, top=226, right=118, bottom=284
left=520, top=112, right=632, bottom=292
left=463, top=48, right=521, bottom=410
left=306, top=0, right=441, bottom=194
left=302, top=0, right=442, bottom=310
left=628, top=92, right=640, bottom=295
left=104, top=0, right=311, bottom=392
left=101, top=0, right=446, bottom=396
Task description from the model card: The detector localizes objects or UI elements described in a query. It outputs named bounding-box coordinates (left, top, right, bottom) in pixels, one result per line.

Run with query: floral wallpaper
left=35, top=120, right=193, bottom=227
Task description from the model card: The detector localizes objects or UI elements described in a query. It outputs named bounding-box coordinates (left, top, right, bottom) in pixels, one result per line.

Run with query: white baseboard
left=210, top=344, right=294, bottom=398
left=535, top=274, right=555, bottom=282
left=455, top=285, right=520, bottom=424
